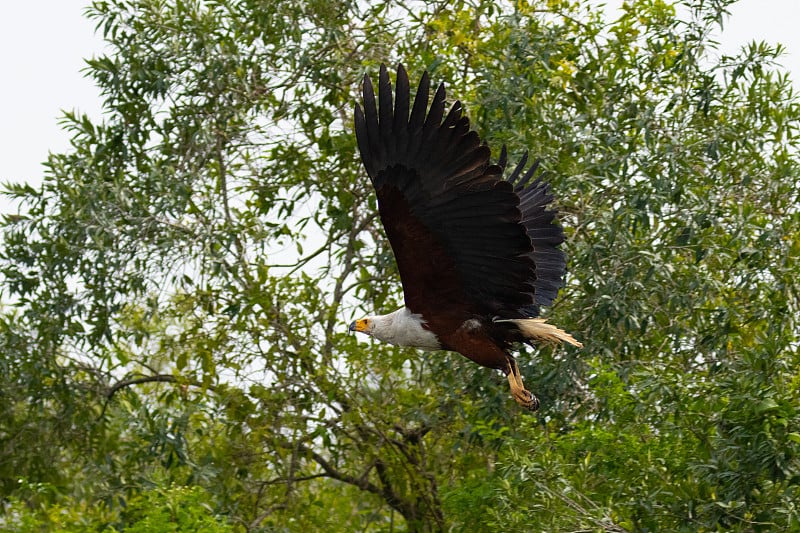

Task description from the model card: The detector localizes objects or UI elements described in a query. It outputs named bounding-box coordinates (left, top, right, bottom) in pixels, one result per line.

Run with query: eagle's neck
left=371, top=307, right=442, bottom=350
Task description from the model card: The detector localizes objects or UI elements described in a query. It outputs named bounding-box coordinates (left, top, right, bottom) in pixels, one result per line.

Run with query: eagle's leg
left=506, top=358, right=540, bottom=411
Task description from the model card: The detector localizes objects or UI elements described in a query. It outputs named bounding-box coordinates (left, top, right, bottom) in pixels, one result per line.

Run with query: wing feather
left=355, top=64, right=567, bottom=321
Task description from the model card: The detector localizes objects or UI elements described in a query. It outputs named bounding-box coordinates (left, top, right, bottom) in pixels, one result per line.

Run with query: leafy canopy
left=1, top=0, right=799, bottom=531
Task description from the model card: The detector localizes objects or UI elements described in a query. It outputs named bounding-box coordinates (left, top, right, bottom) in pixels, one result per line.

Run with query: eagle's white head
left=349, top=307, right=441, bottom=350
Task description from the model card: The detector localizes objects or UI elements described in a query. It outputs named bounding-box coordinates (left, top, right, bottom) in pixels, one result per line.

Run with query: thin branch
left=104, top=374, right=210, bottom=400
left=296, top=442, right=380, bottom=494
left=259, top=473, right=328, bottom=487
left=248, top=503, right=288, bottom=531
left=294, top=442, right=417, bottom=521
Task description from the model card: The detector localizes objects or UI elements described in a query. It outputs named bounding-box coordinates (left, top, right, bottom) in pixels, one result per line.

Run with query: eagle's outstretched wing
left=354, top=64, right=566, bottom=323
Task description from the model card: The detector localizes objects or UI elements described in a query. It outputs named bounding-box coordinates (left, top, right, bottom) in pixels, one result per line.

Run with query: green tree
left=0, top=483, right=234, bottom=532
left=1, top=0, right=799, bottom=531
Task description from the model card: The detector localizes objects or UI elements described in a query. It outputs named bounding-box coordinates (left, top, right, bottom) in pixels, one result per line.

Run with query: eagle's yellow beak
left=349, top=318, right=370, bottom=333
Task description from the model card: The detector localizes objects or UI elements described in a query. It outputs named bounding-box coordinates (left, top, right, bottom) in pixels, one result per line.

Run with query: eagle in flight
left=349, top=64, right=581, bottom=411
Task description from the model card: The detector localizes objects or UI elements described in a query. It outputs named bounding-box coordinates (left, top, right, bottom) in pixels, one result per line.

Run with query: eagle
left=349, top=64, right=581, bottom=411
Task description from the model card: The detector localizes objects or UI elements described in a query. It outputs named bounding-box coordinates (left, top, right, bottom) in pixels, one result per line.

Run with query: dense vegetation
left=1, top=0, right=799, bottom=530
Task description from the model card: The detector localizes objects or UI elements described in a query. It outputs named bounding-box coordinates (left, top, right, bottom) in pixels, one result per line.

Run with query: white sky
left=0, top=0, right=798, bottom=204
left=0, top=2, right=103, bottom=192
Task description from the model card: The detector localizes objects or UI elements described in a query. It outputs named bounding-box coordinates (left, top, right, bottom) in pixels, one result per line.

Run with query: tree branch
left=104, top=374, right=209, bottom=400
left=295, top=442, right=417, bottom=522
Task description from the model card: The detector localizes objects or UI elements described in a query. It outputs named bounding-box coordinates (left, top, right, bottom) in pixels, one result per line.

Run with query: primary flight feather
left=350, top=64, right=581, bottom=411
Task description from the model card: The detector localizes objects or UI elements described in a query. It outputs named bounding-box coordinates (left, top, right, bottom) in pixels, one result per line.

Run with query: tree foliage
left=1, top=0, right=799, bottom=531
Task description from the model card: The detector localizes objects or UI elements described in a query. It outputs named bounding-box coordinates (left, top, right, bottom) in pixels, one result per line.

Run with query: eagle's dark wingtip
left=498, top=145, right=508, bottom=170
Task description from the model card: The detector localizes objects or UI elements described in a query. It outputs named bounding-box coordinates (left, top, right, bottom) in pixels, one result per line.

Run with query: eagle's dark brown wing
left=503, top=151, right=567, bottom=316
left=354, top=64, right=565, bottom=323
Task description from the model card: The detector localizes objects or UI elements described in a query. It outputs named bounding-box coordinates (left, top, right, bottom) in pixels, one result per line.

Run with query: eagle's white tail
left=498, top=318, right=583, bottom=348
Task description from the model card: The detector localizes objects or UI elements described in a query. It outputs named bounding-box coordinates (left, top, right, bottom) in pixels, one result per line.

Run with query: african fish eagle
left=349, top=64, right=581, bottom=411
